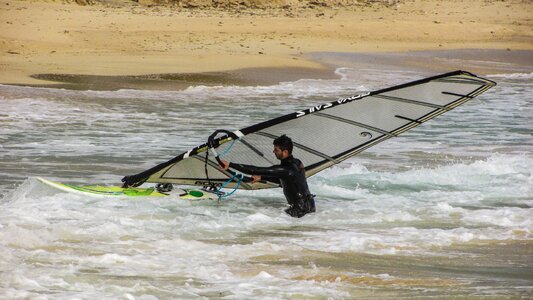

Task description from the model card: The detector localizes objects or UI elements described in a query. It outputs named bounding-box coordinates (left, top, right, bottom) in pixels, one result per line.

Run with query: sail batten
left=314, top=112, right=396, bottom=137
left=121, top=70, right=496, bottom=190
left=441, top=91, right=474, bottom=98
left=374, top=94, right=450, bottom=110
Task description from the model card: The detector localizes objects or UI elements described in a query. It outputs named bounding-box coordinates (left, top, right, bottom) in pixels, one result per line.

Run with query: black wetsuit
left=229, top=155, right=315, bottom=218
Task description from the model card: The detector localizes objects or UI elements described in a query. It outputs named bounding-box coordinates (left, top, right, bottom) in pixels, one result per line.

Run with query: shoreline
left=311, top=49, right=533, bottom=75
left=6, top=49, right=532, bottom=91
left=1, top=0, right=532, bottom=90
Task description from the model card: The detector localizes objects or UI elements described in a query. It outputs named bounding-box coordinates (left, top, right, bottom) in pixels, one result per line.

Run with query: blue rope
left=218, top=140, right=236, bottom=158
left=216, top=173, right=243, bottom=199
left=209, top=135, right=241, bottom=199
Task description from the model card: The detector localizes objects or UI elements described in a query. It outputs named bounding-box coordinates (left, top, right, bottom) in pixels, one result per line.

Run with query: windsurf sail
left=122, top=70, right=496, bottom=190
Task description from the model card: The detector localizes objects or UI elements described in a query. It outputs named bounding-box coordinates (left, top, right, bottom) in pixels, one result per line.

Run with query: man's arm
left=220, top=159, right=290, bottom=183
left=229, top=162, right=292, bottom=178
left=259, top=175, right=281, bottom=185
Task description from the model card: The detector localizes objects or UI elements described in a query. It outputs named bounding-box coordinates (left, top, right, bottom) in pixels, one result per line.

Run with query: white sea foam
left=488, top=72, right=533, bottom=79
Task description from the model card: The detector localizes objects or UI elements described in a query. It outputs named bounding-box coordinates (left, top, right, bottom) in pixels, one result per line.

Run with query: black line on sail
left=395, top=115, right=423, bottom=124
left=442, top=91, right=474, bottom=98
left=239, top=139, right=266, bottom=158
left=434, top=78, right=487, bottom=85
left=314, top=112, right=395, bottom=137
left=373, top=94, right=449, bottom=110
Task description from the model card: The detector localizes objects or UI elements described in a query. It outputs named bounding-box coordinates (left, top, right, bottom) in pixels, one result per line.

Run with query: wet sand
left=27, top=66, right=338, bottom=90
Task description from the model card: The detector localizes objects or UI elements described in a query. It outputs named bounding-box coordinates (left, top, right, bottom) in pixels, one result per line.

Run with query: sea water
left=0, top=67, right=532, bottom=298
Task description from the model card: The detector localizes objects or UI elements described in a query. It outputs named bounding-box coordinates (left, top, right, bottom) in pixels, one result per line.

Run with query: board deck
left=36, top=177, right=219, bottom=200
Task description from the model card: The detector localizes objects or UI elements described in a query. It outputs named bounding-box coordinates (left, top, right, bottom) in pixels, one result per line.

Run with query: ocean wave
left=488, top=72, right=533, bottom=79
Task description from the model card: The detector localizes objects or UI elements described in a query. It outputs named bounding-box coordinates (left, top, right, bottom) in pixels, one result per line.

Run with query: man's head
left=273, top=135, right=293, bottom=160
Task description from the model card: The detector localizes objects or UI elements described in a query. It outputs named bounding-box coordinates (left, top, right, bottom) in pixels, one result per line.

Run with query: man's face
left=273, top=145, right=288, bottom=160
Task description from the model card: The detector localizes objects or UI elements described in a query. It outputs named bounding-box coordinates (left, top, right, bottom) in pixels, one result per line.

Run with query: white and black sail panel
left=122, top=71, right=495, bottom=189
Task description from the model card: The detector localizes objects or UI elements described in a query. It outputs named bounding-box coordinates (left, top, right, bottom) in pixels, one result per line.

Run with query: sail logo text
left=296, top=92, right=370, bottom=117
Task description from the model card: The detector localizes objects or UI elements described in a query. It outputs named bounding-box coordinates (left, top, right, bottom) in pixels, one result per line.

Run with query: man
left=220, top=135, right=315, bottom=218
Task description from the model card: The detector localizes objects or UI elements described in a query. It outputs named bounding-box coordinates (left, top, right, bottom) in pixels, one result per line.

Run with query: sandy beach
left=1, top=0, right=532, bottom=89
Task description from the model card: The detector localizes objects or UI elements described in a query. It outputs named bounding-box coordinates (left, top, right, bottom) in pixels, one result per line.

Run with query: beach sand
left=1, top=0, right=532, bottom=89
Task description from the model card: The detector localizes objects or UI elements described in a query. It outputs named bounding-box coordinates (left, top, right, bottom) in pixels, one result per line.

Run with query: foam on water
left=1, top=68, right=532, bottom=298
left=488, top=72, right=533, bottom=80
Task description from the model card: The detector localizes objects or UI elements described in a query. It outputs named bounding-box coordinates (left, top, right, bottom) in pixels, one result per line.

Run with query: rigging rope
left=217, top=139, right=236, bottom=158
left=205, top=129, right=243, bottom=200
left=216, top=173, right=243, bottom=200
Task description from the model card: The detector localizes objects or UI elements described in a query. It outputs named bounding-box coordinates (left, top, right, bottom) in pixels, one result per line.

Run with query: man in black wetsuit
left=220, top=135, right=315, bottom=218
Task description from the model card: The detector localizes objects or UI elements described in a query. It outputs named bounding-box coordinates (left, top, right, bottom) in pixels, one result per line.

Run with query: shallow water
left=1, top=67, right=532, bottom=298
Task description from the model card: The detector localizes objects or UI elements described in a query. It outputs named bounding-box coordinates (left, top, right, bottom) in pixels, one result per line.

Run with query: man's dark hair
left=273, top=134, right=293, bottom=154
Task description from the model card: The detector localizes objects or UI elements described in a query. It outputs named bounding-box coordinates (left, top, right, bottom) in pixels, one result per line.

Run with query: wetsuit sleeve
left=229, top=163, right=292, bottom=180
left=260, top=175, right=281, bottom=185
